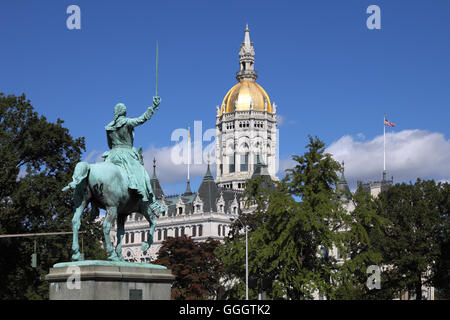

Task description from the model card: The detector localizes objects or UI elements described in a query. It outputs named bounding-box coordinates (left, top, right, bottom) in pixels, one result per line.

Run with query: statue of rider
left=102, top=96, right=161, bottom=213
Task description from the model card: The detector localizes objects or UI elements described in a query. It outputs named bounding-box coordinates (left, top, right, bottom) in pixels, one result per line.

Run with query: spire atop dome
left=237, top=24, right=257, bottom=82
left=244, top=24, right=251, bottom=47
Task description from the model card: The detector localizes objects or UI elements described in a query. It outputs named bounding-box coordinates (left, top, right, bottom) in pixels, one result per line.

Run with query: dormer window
left=193, top=194, right=204, bottom=214
left=217, top=192, right=226, bottom=214
left=176, top=195, right=185, bottom=216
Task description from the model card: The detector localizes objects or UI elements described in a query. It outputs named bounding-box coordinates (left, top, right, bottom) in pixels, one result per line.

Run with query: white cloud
left=356, top=133, right=365, bottom=140
left=83, top=149, right=105, bottom=163
left=326, top=129, right=450, bottom=187
left=82, top=129, right=450, bottom=191
left=142, top=144, right=215, bottom=185
left=276, top=114, right=296, bottom=126
left=82, top=143, right=214, bottom=186
left=277, top=114, right=285, bottom=126
left=276, top=157, right=296, bottom=178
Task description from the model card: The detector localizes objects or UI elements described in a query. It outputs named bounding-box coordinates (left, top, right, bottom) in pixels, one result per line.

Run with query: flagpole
left=187, top=125, right=190, bottom=182
left=155, top=41, right=159, bottom=96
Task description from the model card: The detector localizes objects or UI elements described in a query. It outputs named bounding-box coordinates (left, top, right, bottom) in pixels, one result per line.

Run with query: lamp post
left=230, top=216, right=248, bottom=300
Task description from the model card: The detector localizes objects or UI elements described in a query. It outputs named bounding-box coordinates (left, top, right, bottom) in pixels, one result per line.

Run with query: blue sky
left=1, top=0, right=449, bottom=194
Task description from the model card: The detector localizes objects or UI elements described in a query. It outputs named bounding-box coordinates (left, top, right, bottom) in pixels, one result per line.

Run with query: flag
left=384, top=118, right=396, bottom=127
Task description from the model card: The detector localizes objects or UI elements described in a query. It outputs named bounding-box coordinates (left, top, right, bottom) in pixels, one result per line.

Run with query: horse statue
left=62, top=97, right=166, bottom=262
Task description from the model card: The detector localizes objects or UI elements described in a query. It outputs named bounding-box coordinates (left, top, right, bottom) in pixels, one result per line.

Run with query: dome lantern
left=236, top=24, right=257, bottom=82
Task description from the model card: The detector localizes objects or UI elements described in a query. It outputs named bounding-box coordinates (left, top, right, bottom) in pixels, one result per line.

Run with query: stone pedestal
left=45, top=260, right=175, bottom=300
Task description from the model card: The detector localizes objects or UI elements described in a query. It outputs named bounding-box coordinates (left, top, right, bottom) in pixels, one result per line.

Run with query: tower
left=215, top=25, right=278, bottom=190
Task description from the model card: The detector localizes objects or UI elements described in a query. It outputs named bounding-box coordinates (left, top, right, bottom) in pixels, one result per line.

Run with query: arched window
left=218, top=224, right=221, bottom=236
left=163, top=229, right=167, bottom=240
left=192, top=225, right=197, bottom=237
left=130, top=232, right=134, bottom=243
left=198, top=225, right=203, bottom=237
left=141, top=231, right=146, bottom=242
left=175, top=227, right=179, bottom=237
left=229, top=154, right=235, bottom=173
left=158, top=229, right=162, bottom=241
left=240, top=153, right=249, bottom=172
left=181, top=226, right=185, bottom=236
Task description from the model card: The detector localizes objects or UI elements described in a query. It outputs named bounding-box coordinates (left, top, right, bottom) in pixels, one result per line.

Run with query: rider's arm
left=126, top=107, right=154, bottom=128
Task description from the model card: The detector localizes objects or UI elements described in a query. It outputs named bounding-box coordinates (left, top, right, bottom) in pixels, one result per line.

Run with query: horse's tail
left=62, top=162, right=90, bottom=192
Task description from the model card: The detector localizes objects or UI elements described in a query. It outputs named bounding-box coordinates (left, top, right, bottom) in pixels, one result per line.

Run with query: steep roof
left=251, top=156, right=276, bottom=190
left=150, top=158, right=164, bottom=200
left=197, top=162, right=219, bottom=212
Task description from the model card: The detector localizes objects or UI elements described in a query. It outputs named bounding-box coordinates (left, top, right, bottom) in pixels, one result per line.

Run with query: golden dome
left=220, top=81, right=272, bottom=115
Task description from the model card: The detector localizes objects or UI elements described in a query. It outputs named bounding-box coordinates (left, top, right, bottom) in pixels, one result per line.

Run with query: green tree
left=217, top=136, right=347, bottom=299
left=154, top=235, right=223, bottom=300
left=375, top=179, right=449, bottom=300
left=433, top=181, right=450, bottom=299
left=215, top=175, right=289, bottom=299
left=0, top=93, right=105, bottom=300
left=333, top=184, right=388, bottom=299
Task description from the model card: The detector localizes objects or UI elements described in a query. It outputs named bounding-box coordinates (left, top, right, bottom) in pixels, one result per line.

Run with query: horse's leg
left=114, top=213, right=126, bottom=261
left=140, top=201, right=157, bottom=253
left=71, top=181, right=88, bottom=261
left=103, top=206, right=119, bottom=261
left=71, top=201, right=87, bottom=261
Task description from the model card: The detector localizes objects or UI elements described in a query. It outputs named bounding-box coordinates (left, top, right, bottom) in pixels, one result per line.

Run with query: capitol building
left=110, top=25, right=279, bottom=262
left=108, top=25, right=436, bottom=301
